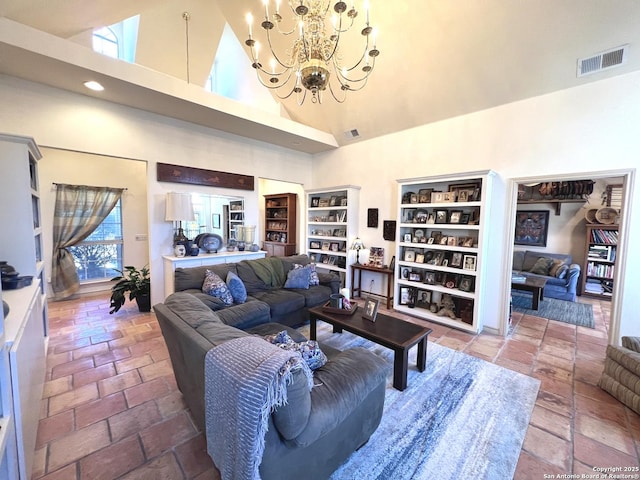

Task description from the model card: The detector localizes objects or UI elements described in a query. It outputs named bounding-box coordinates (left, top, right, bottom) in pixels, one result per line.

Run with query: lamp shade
left=165, top=192, right=195, bottom=222
left=351, top=237, right=365, bottom=250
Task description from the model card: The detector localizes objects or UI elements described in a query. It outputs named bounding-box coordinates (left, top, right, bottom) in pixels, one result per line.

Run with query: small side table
left=350, top=264, right=394, bottom=309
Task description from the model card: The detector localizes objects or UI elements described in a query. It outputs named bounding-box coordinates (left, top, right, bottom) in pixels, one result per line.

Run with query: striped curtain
left=51, top=184, right=124, bottom=300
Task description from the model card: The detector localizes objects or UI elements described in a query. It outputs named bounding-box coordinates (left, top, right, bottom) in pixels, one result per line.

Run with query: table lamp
left=351, top=237, right=365, bottom=265
left=165, top=192, right=195, bottom=245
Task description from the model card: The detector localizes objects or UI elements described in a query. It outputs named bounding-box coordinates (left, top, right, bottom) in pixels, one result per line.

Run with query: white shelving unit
left=0, top=133, right=47, bottom=479
left=228, top=199, right=244, bottom=241
left=305, top=185, right=360, bottom=288
left=394, top=171, right=495, bottom=333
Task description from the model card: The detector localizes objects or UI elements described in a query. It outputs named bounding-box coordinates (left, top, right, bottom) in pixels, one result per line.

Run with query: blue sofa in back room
left=512, top=250, right=581, bottom=302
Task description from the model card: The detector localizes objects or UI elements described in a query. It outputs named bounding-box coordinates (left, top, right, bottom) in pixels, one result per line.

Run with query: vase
left=174, top=245, right=186, bottom=257
left=135, top=294, right=151, bottom=312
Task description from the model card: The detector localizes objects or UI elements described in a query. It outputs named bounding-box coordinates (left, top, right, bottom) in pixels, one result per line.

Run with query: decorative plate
left=199, top=233, right=223, bottom=253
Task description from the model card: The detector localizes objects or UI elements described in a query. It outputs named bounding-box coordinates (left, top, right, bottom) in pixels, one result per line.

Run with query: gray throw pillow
left=284, top=267, right=311, bottom=289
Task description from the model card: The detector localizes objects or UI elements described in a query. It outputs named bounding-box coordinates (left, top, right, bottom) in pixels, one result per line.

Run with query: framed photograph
left=328, top=256, right=336, bottom=265
left=403, top=209, right=415, bottom=223
left=439, top=235, right=448, bottom=245
left=424, top=272, right=436, bottom=284
left=459, top=276, right=474, bottom=292
left=415, top=253, right=425, bottom=263
left=340, top=197, right=348, bottom=206
left=383, top=220, right=396, bottom=241
left=450, top=252, right=463, bottom=268
left=416, top=290, right=431, bottom=309
left=311, top=197, right=320, bottom=207
left=330, top=242, right=339, bottom=252
left=427, top=213, right=435, bottom=224
left=321, top=241, right=331, bottom=251
left=442, top=192, right=454, bottom=203
left=460, top=213, right=470, bottom=224
left=457, top=190, right=469, bottom=202
left=329, top=196, right=338, bottom=206
left=449, top=210, right=462, bottom=224
left=462, top=237, right=474, bottom=248
left=404, top=250, right=416, bottom=262
left=363, top=297, right=380, bottom=321
left=418, top=188, right=432, bottom=203
left=403, top=233, right=412, bottom=243
left=318, top=198, right=330, bottom=207
left=409, top=272, right=422, bottom=282
left=212, top=213, right=221, bottom=229
left=367, top=208, right=379, bottom=228
left=463, top=255, right=477, bottom=271
left=515, top=210, right=550, bottom=247
left=369, top=247, right=385, bottom=267
left=449, top=182, right=482, bottom=202
left=410, top=193, right=419, bottom=204
left=432, top=192, right=444, bottom=203
left=433, top=251, right=444, bottom=266
left=310, top=240, right=321, bottom=249
left=401, top=267, right=410, bottom=279
left=447, top=236, right=457, bottom=246
left=399, top=287, right=411, bottom=305
left=435, top=210, right=448, bottom=224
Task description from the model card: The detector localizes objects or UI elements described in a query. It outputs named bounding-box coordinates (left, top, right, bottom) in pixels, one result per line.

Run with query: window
left=92, top=27, right=119, bottom=58
left=69, top=199, right=123, bottom=281
left=92, top=15, right=139, bottom=62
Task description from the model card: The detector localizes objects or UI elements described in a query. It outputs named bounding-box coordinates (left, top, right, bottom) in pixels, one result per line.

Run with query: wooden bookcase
left=394, top=171, right=496, bottom=333
left=263, top=193, right=297, bottom=257
left=582, top=224, right=618, bottom=298
left=305, top=185, right=360, bottom=287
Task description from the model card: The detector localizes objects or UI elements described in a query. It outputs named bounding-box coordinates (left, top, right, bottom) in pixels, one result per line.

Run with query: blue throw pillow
left=294, top=263, right=320, bottom=286
left=264, top=331, right=327, bottom=370
left=202, top=270, right=233, bottom=305
left=226, top=271, right=247, bottom=304
left=284, top=267, right=311, bottom=289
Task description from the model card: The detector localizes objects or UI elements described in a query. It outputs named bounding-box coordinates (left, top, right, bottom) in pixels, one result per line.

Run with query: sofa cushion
left=174, top=264, right=238, bottom=292
left=226, top=271, right=247, bottom=304
left=293, top=285, right=334, bottom=308
left=512, top=251, right=525, bottom=271
left=195, top=321, right=249, bottom=347
left=202, top=270, right=234, bottom=305
left=549, top=259, right=567, bottom=277
left=236, top=261, right=270, bottom=294
left=521, top=251, right=572, bottom=272
left=272, top=367, right=312, bottom=440
left=164, top=292, right=223, bottom=329
left=214, top=299, right=271, bottom=330
left=529, top=257, right=555, bottom=275
left=251, top=289, right=306, bottom=317
left=284, top=267, right=311, bottom=289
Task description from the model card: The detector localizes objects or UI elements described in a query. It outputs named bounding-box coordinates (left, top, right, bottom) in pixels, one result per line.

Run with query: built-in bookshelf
left=228, top=199, right=244, bottom=242
left=263, top=193, right=297, bottom=257
left=394, top=171, right=496, bottom=333
left=582, top=224, right=618, bottom=298
left=305, top=185, right=360, bottom=287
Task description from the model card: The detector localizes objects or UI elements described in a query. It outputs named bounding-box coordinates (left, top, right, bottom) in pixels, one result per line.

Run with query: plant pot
left=135, top=294, right=151, bottom=313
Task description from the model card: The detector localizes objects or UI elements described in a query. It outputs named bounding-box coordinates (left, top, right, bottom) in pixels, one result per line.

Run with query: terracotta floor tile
left=573, top=432, right=639, bottom=469
left=46, top=351, right=74, bottom=372
left=79, top=436, right=145, bottom=480
left=539, top=343, right=575, bottom=361
left=575, top=413, right=637, bottom=456
left=109, top=401, right=162, bottom=442
left=49, top=383, right=99, bottom=415
left=138, top=359, right=173, bottom=382
left=36, top=410, right=75, bottom=448
left=156, top=390, right=187, bottom=419
left=51, top=357, right=95, bottom=380
left=73, top=363, right=117, bottom=388
left=118, top=452, right=184, bottom=480
left=75, top=392, right=127, bottom=428
left=124, top=377, right=172, bottom=408
left=71, top=342, right=110, bottom=361
left=93, top=347, right=131, bottom=367
left=52, top=337, right=92, bottom=354
left=530, top=405, right=572, bottom=441
left=114, top=354, right=154, bottom=374
left=533, top=363, right=573, bottom=384
left=535, top=390, right=572, bottom=418
left=514, top=451, right=560, bottom=480
left=48, top=421, right=110, bottom=472
left=140, top=412, right=197, bottom=458
left=43, top=376, right=73, bottom=399
left=97, top=369, right=142, bottom=397
left=89, top=330, right=123, bottom=344
left=174, top=434, right=215, bottom=478
left=522, top=425, right=572, bottom=470
left=575, top=393, right=629, bottom=428
left=495, top=357, right=533, bottom=376
left=32, top=446, right=47, bottom=479
left=39, top=463, right=78, bottom=480
left=436, top=336, right=469, bottom=351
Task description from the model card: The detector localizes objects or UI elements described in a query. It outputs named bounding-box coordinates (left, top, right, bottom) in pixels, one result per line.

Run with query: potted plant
left=109, top=265, right=151, bottom=314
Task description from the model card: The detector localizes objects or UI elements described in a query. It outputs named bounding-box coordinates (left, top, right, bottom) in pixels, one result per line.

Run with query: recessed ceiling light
left=84, top=81, right=104, bottom=91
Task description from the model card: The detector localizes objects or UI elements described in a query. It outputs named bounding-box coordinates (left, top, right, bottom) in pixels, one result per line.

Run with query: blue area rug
left=304, top=323, right=540, bottom=480
left=511, top=292, right=595, bottom=328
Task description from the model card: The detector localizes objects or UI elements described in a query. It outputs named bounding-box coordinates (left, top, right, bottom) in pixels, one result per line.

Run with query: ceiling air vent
left=577, top=45, right=628, bottom=77
left=344, top=129, right=360, bottom=139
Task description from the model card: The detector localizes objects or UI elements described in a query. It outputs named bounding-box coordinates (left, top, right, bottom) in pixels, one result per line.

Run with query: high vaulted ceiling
left=2, top=1, right=640, bottom=153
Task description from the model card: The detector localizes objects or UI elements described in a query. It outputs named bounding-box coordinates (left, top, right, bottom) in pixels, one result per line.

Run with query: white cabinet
left=394, top=171, right=496, bottom=333
left=163, top=251, right=267, bottom=297
left=228, top=199, right=244, bottom=241
left=305, top=185, right=360, bottom=288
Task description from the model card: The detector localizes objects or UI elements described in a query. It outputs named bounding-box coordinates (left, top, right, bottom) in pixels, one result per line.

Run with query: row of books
left=590, top=229, right=618, bottom=245
left=586, top=261, right=614, bottom=279
left=588, top=245, right=616, bottom=262
left=584, top=279, right=613, bottom=295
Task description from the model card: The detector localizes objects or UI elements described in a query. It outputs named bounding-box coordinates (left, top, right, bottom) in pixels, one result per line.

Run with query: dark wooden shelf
left=517, top=199, right=586, bottom=215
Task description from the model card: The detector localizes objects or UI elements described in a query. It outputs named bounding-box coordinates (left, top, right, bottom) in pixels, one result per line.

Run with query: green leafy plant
left=109, top=265, right=151, bottom=314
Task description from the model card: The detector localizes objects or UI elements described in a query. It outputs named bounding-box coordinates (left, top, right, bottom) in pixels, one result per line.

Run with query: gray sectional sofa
left=512, top=250, right=581, bottom=302
left=154, top=291, right=388, bottom=480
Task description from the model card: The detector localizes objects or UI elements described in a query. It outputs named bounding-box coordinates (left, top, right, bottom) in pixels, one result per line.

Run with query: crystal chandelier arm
left=334, top=55, right=376, bottom=84
left=253, top=67, right=296, bottom=89
left=327, top=79, right=348, bottom=103
left=264, top=26, right=298, bottom=69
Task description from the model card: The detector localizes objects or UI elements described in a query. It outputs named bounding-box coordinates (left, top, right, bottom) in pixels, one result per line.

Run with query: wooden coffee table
left=511, top=276, right=547, bottom=310
left=308, top=304, right=432, bottom=391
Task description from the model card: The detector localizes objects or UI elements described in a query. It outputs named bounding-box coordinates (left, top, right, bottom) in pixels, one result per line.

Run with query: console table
left=350, top=264, right=394, bottom=309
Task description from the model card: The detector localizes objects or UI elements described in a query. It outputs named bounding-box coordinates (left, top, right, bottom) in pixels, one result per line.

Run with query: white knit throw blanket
left=204, top=336, right=313, bottom=480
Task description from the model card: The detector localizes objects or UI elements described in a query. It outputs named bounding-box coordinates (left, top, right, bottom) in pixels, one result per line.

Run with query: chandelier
left=244, top=0, right=380, bottom=104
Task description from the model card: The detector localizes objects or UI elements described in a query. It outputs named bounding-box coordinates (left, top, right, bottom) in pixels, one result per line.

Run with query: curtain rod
left=52, top=182, right=128, bottom=190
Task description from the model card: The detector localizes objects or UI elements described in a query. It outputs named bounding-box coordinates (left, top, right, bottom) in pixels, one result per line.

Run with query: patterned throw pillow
left=284, top=267, right=311, bottom=289
left=202, top=269, right=233, bottom=305
left=264, top=331, right=327, bottom=370
left=529, top=257, right=555, bottom=275
left=226, top=271, right=247, bottom=304
left=549, top=259, right=567, bottom=277
left=293, top=263, right=320, bottom=286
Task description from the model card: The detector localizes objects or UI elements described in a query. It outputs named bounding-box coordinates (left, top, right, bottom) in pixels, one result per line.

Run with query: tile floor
left=32, top=293, right=639, bottom=479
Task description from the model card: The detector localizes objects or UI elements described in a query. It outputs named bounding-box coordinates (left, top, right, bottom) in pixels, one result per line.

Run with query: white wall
left=38, top=148, right=149, bottom=297
left=311, top=72, right=640, bottom=341
left=0, top=75, right=313, bottom=305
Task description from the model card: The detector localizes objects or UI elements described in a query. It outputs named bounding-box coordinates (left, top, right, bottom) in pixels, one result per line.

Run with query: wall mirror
left=184, top=193, right=244, bottom=245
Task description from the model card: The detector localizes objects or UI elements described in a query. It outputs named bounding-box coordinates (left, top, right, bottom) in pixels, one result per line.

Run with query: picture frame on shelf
left=459, top=276, right=474, bottom=292
left=310, top=254, right=318, bottom=263
left=409, top=272, right=422, bottom=282
left=431, top=191, right=444, bottom=203
left=403, top=209, right=415, bottom=223
left=457, top=190, right=469, bottom=202
left=415, top=253, right=425, bottom=263
left=427, top=237, right=435, bottom=244
left=462, top=237, right=474, bottom=248
left=330, top=242, right=339, bottom=252
left=450, top=252, right=463, bottom=268
left=321, top=241, right=331, bottom=251
left=403, top=233, right=412, bottom=243
left=433, top=251, right=445, bottom=266
left=401, top=267, right=410, bottom=279
left=427, top=213, right=435, bottom=224
left=439, top=235, right=448, bottom=245
left=416, top=290, right=431, bottom=309
left=328, top=256, right=336, bottom=265
left=318, top=198, right=330, bottom=207
left=410, top=193, right=419, bottom=204
left=310, top=241, right=321, bottom=249
left=399, top=287, right=411, bottom=305
left=340, top=197, right=348, bottom=206
left=449, top=210, right=462, bottom=224
left=515, top=210, right=550, bottom=247
left=460, top=213, right=470, bottom=224
left=463, top=255, right=477, bottom=271
left=435, top=210, right=448, bottom=224
left=329, top=196, right=338, bottom=206
left=311, top=197, right=320, bottom=207
left=363, top=297, right=380, bottom=322
left=369, top=247, right=385, bottom=268
left=404, top=250, right=416, bottom=262
left=424, top=272, right=436, bottom=284
left=447, top=236, right=457, bottom=246
left=418, top=189, right=432, bottom=203
left=449, top=182, right=482, bottom=202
